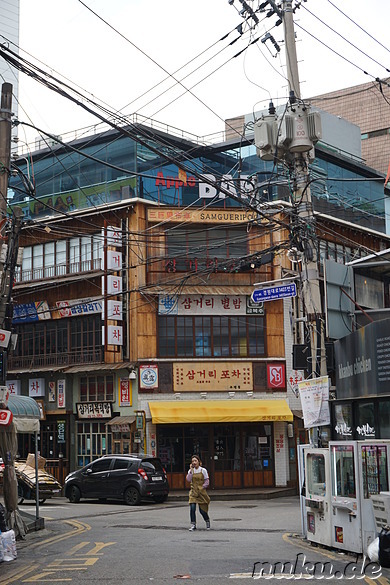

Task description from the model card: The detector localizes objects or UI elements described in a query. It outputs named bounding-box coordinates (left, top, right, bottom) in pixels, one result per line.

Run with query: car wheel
left=124, top=486, right=141, bottom=506
left=17, top=484, right=24, bottom=505
left=68, top=485, right=81, bottom=503
left=153, top=495, right=168, bottom=504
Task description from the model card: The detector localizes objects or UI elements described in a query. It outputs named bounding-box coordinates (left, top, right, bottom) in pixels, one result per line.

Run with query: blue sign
left=251, top=283, right=297, bottom=303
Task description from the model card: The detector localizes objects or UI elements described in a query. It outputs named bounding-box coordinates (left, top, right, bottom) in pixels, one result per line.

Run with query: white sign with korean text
left=106, top=275, right=123, bottom=295
left=298, top=376, right=330, bottom=428
left=107, top=226, right=122, bottom=247
left=106, top=250, right=122, bottom=271
left=102, top=300, right=123, bottom=321
left=6, top=380, right=21, bottom=396
left=103, top=325, right=123, bottom=346
left=29, top=378, right=45, bottom=397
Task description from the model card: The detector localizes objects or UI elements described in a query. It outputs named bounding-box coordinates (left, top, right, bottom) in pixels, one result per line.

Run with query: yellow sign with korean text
left=173, top=362, right=253, bottom=391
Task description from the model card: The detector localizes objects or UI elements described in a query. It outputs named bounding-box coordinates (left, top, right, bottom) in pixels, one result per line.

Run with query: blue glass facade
left=9, top=130, right=388, bottom=233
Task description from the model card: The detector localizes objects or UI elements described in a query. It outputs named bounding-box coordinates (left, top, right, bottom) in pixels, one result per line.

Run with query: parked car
left=64, top=454, right=169, bottom=505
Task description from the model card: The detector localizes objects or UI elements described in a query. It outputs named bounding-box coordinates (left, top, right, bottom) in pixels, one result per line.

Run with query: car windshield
left=141, top=459, right=164, bottom=473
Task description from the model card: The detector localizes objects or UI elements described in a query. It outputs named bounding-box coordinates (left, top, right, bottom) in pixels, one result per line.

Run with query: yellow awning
left=149, top=399, right=293, bottom=424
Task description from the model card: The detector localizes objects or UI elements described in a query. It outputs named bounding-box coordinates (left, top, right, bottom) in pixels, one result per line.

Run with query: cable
left=300, top=4, right=390, bottom=74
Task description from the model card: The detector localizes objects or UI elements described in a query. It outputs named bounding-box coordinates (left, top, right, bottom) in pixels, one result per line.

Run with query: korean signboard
left=119, top=378, right=132, bottom=407
left=158, top=294, right=264, bottom=316
left=6, top=380, right=21, bottom=396
left=57, top=379, right=66, bottom=408
left=76, top=402, right=112, bottom=419
left=173, top=362, right=253, bottom=391
left=29, top=378, right=45, bottom=397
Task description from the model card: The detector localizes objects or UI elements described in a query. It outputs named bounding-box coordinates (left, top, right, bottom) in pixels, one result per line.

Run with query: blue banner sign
left=251, top=283, right=297, bottom=303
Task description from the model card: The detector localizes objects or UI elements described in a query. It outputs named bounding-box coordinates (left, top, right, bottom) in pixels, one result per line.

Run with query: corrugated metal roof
left=65, top=362, right=135, bottom=374
left=106, top=416, right=136, bottom=426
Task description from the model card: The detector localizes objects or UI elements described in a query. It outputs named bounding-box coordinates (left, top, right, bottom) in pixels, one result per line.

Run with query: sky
left=8, top=0, right=390, bottom=147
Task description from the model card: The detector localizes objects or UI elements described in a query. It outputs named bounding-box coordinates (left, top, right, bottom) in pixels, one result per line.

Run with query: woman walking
left=186, top=454, right=210, bottom=531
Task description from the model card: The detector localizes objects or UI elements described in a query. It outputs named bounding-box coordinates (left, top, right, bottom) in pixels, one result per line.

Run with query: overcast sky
left=12, top=0, right=390, bottom=146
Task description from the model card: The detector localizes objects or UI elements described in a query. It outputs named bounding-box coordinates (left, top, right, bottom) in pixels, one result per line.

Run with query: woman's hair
left=191, top=454, right=202, bottom=465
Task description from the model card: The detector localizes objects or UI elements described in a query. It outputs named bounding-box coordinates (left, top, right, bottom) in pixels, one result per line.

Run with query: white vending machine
left=329, top=441, right=390, bottom=554
left=304, top=448, right=332, bottom=547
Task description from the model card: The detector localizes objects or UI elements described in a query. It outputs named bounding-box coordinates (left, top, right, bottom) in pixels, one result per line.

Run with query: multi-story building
left=7, top=113, right=390, bottom=490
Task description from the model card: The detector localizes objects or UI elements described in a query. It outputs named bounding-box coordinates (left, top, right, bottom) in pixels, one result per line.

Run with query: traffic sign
left=251, top=283, right=297, bottom=303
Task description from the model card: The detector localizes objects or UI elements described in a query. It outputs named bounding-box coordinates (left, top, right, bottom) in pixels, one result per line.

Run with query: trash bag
left=1, top=529, right=17, bottom=562
left=367, top=536, right=379, bottom=563
left=379, top=527, right=390, bottom=568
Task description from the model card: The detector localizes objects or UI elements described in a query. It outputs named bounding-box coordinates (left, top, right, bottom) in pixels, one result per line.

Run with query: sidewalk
left=168, top=486, right=296, bottom=502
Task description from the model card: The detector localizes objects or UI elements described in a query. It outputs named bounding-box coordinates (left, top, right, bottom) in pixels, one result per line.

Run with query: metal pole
left=35, top=431, right=40, bottom=523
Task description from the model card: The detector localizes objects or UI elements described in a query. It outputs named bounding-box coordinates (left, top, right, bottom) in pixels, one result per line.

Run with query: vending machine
left=304, top=448, right=332, bottom=547
left=329, top=441, right=390, bottom=554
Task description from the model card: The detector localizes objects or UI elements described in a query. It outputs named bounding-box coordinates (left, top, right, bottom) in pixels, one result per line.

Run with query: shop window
left=334, top=403, right=353, bottom=440
left=378, top=401, right=390, bottom=438
left=158, top=315, right=264, bottom=358
left=361, top=445, right=389, bottom=499
left=77, top=421, right=112, bottom=467
left=354, top=401, right=376, bottom=438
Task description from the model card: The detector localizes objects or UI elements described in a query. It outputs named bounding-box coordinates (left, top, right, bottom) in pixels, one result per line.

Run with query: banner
left=298, top=376, right=330, bottom=428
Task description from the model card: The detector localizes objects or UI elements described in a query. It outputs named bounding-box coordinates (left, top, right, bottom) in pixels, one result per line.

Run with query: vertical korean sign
left=57, top=379, right=66, bottom=408
left=119, top=378, right=131, bottom=406
left=102, top=225, right=123, bottom=347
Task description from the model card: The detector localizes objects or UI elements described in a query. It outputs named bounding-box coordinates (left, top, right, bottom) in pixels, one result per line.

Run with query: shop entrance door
left=113, top=432, right=131, bottom=455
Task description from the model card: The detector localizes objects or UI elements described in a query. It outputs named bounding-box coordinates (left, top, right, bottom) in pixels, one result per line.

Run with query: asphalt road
left=1, top=496, right=389, bottom=584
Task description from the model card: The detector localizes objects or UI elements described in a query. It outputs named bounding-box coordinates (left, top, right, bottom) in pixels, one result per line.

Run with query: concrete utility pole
left=281, top=0, right=326, bottom=380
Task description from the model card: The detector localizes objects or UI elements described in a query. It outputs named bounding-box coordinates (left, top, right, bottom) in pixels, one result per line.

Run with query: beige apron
left=188, top=469, right=210, bottom=514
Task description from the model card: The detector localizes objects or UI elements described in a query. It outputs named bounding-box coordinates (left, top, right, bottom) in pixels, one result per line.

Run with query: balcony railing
left=15, top=259, right=102, bottom=283
left=8, top=349, right=104, bottom=371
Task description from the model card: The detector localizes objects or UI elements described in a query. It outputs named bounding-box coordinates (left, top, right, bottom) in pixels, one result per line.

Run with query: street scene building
left=5, top=102, right=390, bottom=491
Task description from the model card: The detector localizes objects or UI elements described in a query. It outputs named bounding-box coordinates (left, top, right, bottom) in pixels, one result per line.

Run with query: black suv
left=64, top=454, right=169, bottom=505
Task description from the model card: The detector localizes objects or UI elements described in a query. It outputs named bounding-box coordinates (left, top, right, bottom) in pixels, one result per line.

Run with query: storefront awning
left=149, top=399, right=293, bottom=424
left=106, top=416, right=135, bottom=432
left=7, top=396, right=41, bottom=433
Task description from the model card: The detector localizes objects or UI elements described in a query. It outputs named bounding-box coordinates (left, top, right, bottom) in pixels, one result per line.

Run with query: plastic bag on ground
left=367, top=536, right=379, bottom=563
left=1, top=529, right=17, bottom=562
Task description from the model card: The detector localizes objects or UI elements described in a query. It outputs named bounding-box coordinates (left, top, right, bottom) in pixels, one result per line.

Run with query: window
left=307, top=453, right=326, bottom=496
left=331, top=445, right=356, bottom=498
left=79, top=376, right=114, bottom=402
left=91, top=458, right=112, bottom=473
left=165, top=227, right=248, bottom=271
left=158, top=315, right=265, bottom=357
left=355, top=273, right=384, bottom=309
left=13, top=316, right=102, bottom=366
left=19, top=235, right=103, bottom=282
left=77, top=421, right=112, bottom=468
left=112, top=458, right=130, bottom=470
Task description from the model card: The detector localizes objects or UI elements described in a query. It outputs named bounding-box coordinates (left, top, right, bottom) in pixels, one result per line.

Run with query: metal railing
left=8, top=349, right=104, bottom=370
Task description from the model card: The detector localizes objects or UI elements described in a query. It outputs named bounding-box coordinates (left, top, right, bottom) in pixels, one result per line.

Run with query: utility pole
left=0, top=83, right=13, bottom=386
left=0, top=83, right=12, bottom=220
left=252, top=0, right=327, bottom=444
left=281, top=0, right=326, bottom=381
